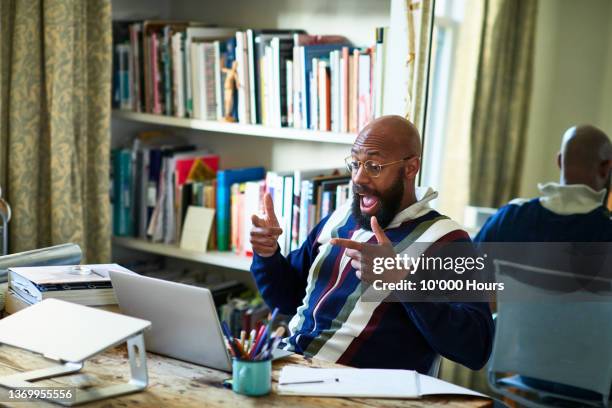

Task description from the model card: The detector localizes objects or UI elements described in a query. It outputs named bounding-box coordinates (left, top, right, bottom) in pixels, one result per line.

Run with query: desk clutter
left=0, top=262, right=492, bottom=406
left=222, top=307, right=282, bottom=361
left=0, top=299, right=151, bottom=406
left=4, top=263, right=132, bottom=314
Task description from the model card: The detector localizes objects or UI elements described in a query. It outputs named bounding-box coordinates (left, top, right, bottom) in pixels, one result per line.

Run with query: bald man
left=250, top=116, right=493, bottom=373
left=475, top=124, right=612, bottom=243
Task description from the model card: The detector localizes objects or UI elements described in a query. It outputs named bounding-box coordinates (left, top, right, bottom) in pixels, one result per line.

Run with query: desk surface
left=0, top=345, right=490, bottom=408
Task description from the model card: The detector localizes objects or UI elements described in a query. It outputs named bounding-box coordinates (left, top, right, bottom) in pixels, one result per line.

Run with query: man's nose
left=353, top=164, right=371, bottom=185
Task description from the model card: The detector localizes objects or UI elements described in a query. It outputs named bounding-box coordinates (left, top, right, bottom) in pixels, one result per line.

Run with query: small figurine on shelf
left=221, top=61, right=239, bottom=122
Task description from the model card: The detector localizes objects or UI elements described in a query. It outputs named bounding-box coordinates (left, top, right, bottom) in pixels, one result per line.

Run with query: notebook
left=277, top=365, right=488, bottom=399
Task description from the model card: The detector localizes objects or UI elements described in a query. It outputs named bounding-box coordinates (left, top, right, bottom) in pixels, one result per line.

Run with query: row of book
left=111, top=132, right=219, bottom=248
left=230, top=170, right=351, bottom=257
left=112, top=20, right=389, bottom=133
left=111, top=137, right=351, bottom=256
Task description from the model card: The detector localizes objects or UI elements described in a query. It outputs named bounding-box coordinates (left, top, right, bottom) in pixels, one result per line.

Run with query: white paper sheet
left=179, top=206, right=215, bottom=252
left=278, top=366, right=418, bottom=398
left=277, top=365, right=489, bottom=399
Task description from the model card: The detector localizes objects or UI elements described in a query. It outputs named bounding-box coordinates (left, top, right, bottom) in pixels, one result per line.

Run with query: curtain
left=469, top=0, right=538, bottom=207
left=0, top=0, right=112, bottom=263
left=405, top=0, right=433, bottom=131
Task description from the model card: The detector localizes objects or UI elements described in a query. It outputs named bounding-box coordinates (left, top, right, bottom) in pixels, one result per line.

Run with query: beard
left=351, top=171, right=405, bottom=230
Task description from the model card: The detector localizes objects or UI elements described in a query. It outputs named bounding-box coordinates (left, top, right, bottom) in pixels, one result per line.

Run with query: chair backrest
left=489, top=260, right=612, bottom=402
left=427, top=354, right=441, bottom=378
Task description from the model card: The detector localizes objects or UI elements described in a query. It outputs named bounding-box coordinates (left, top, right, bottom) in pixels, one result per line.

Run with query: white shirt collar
left=538, top=182, right=607, bottom=215
left=386, top=186, right=437, bottom=228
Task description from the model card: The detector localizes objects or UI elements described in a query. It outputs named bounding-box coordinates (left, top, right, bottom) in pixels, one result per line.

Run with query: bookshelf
left=113, top=236, right=251, bottom=271
left=110, top=0, right=410, bottom=273
left=113, top=110, right=356, bottom=144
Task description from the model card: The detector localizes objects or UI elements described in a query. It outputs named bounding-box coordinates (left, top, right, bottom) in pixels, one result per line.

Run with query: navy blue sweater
left=251, top=208, right=494, bottom=373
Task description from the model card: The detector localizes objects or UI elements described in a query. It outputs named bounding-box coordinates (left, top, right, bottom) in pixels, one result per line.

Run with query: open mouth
left=359, top=194, right=379, bottom=214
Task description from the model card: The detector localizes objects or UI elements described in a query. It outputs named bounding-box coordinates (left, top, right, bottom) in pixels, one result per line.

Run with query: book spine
left=214, top=41, right=223, bottom=120
left=172, top=32, right=184, bottom=117
left=204, top=43, right=217, bottom=121
left=292, top=46, right=302, bottom=129
left=246, top=30, right=258, bottom=124
left=185, top=33, right=193, bottom=117
left=349, top=50, right=359, bottom=133
left=358, top=53, right=371, bottom=131
left=341, top=46, right=349, bottom=133
left=235, top=32, right=247, bottom=124
left=286, top=59, right=294, bottom=128
left=310, top=57, right=319, bottom=130
left=152, top=32, right=162, bottom=114
left=162, top=27, right=173, bottom=116
left=112, top=149, right=133, bottom=236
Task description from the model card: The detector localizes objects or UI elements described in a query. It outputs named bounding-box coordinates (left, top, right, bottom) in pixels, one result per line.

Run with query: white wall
left=598, top=4, right=612, bottom=134
left=520, top=0, right=612, bottom=197
left=168, top=0, right=390, bottom=45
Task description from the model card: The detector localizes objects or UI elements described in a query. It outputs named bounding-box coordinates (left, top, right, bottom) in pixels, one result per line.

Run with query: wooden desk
left=0, top=345, right=491, bottom=407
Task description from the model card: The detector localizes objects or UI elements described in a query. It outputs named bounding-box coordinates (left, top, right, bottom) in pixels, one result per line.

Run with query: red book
left=174, top=154, right=220, bottom=187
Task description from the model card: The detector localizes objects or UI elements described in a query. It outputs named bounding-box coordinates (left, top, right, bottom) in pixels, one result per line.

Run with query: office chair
left=488, top=260, right=612, bottom=408
left=427, top=354, right=441, bottom=378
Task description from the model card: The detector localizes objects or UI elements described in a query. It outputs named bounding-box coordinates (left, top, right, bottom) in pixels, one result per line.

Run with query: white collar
left=538, top=182, right=607, bottom=215
left=386, top=187, right=437, bottom=228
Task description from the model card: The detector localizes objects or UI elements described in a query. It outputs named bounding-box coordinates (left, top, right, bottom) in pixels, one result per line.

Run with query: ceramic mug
left=232, top=358, right=272, bottom=396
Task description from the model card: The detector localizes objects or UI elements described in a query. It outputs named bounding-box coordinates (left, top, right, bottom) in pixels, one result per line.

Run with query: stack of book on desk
left=4, top=264, right=132, bottom=314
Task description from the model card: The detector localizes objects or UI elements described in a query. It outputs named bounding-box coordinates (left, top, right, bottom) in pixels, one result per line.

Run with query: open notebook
left=278, top=366, right=488, bottom=399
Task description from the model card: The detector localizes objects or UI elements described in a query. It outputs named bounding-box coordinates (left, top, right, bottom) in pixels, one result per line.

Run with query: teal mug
left=232, top=358, right=272, bottom=396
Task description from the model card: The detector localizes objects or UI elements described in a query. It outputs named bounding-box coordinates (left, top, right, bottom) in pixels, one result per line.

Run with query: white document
left=418, top=373, right=487, bottom=398
left=278, top=366, right=418, bottom=398
left=180, top=206, right=215, bottom=252
left=277, top=365, right=489, bottom=399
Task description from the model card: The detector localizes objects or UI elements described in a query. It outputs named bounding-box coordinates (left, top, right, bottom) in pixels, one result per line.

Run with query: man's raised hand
left=330, top=216, right=396, bottom=282
left=250, top=193, right=283, bottom=257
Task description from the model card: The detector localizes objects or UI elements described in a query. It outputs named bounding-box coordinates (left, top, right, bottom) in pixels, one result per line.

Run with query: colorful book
left=216, top=167, right=265, bottom=251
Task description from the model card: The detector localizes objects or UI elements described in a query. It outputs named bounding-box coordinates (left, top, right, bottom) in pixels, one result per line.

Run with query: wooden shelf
left=112, top=236, right=252, bottom=271
left=112, top=110, right=356, bottom=145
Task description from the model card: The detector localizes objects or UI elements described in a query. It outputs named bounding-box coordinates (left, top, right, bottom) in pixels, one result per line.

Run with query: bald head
left=559, top=125, right=612, bottom=191
left=354, top=115, right=422, bottom=159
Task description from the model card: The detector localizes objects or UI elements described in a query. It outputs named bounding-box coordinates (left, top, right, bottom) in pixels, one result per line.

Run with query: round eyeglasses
left=344, top=155, right=415, bottom=178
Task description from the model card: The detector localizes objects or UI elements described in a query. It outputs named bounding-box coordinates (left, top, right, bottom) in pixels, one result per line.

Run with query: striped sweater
left=251, top=188, right=494, bottom=373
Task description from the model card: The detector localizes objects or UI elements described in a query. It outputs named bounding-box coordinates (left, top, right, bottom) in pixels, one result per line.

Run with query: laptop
left=109, top=270, right=291, bottom=372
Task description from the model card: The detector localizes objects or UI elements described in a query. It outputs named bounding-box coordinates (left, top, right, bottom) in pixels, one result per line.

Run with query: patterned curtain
left=469, top=0, right=538, bottom=207
left=405, top=0, right=433, bottom=131
left=0, top=0, right=112, bottom=263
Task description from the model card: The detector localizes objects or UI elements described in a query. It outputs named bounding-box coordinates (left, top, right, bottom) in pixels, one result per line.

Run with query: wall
left=168, top=0, right=390, bottom=45
left=520, top=0, right=612, bottom=197
left=598, top=3, right=612, bottom=134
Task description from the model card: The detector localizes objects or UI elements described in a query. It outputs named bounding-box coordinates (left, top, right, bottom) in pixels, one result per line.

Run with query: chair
left=488, top=260, right=612, bottom=408
left=427, top=354, right=442, bottom=378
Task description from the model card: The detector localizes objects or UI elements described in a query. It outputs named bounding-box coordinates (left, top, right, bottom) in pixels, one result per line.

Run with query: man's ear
left=599, top=159, right=611, bottom=180
left=557, top=152, right=562, bottom=170
left=404, top=157, right=420, bottom=179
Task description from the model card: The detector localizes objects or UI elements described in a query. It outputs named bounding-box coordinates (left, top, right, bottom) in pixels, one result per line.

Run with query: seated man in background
left=250, top=115, right=493, bottom=373
left=476, top=124, right=612, bottom=243
left=475, top=124, right=612, bottom=401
